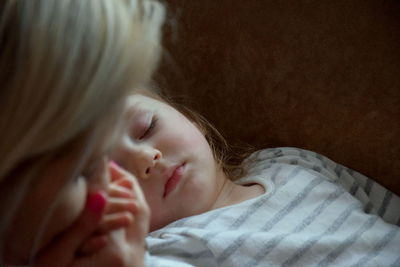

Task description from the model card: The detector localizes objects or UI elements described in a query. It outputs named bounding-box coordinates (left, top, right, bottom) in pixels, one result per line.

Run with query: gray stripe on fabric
left=195, top=162, right=293, bottom=234
left=290, top=159, right=299, bottom=165
left=322, top=160, right=328, bottom=169
left=390, top=255, right=400, bottom=267
left=243, top=233, right=287, bottom=267
left=315, top=152, right=323, bottom=161
left=282, top=202, right=360, bottom=267
left=218, top=175, right=323, bottom=265
left=252, top=150, right=273, bottom=163
left=334, top=165, right=343, bottom=178
left=244, top=187, right=346, bottom=267
left=312, top=165, right=322, bottom=173
left=364, top=179, right=373, bottom=195
left=228, top=194, right=271, bottom=230
left=316, top=156, right=326, bottom=167
left=350, top=228, right=398, bottom=267
left=364, top=201, right=374, bottom=214
left=216, top=233, right=251, bottom=264
left=273, top=149, right=284, bottom=157
left=346, top=167, right=354, bottom=176
left=247, top=164, right=273, bottom=176
left=229, top=166, right=286, bottom=230
left=349, top=180, right=359, bottom=196
left=291, top=188, right=345, bottom=232
left=252, top=157, right=268, bottom=164
left=261, top=177, right=324, bottom=232
left=275, top=166, right=302, bottom=187
left=198, top=166, right=296, bottom=248
left=298, top=148, right=308, bottom=159
left=197, top=231, right=221, bottom=247
left=377, top=190, right=393, bottom=218
left=173, top=249, right=214, bottom=260
left=197, top=207, right=229, bottom=228
left=316, top=216, right=378, bottom=267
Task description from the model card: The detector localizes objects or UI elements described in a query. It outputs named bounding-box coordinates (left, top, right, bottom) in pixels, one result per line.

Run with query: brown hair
left=150, top=89, right=256, bottom=180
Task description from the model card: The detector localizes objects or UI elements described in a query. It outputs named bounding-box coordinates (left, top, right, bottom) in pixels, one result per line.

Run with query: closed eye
left=139, top=116, right=158, bottom=140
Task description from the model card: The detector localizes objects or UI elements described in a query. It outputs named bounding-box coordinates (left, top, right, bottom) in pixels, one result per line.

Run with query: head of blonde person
left=0, top=0, right=164, bottom=264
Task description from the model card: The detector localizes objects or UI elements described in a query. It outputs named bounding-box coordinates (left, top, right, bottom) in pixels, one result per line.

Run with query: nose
left=132, top=145, right=162, bottom=179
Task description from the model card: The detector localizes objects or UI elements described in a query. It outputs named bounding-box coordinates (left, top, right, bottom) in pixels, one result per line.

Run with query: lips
left=163, top=163, right=185, bottom=198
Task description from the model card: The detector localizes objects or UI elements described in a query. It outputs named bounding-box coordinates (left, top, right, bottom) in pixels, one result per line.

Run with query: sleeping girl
left=110, top=90, right=400, bottom=267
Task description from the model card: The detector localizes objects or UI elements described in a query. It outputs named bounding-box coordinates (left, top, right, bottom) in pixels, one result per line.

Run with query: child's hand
left=36, top=163, right=150, bottom=267
left=76, top=185, right=135, bottom=255
left=99, top=182, right=137, bottom=233
left=78, top=172, right=141, bottom=254
left=107, top=161, right=151, bottom=243
left=34, top=191, right=108, bottom=267
left=78, top=162, right=151, bottom=265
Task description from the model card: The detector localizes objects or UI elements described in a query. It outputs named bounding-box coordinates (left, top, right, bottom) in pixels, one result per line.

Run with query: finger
left=77, top=235, right=108, bottom=256
left=73, top=229, right=146, bottom=267
left=35, top=191, right=107, bottom=267
left=109, top=161, right=135, bottom=190
left=113, top=178, right=134, bottom=190
left=109, top=161, right=129, bottom=182
left=119, top=179, right=150, bottom=243
left=114, top=168, right=148, bottom=221
left=73, top=248, right=127, bottom=267
left=128, top=174, right=147, bottom=208
left=108, top=162, right=150, bottom=241
left=108, top=183, right=134, bottom=198
left=97, top=212, right=134, bottom=234
left=106, top=197, right=138, bottom=214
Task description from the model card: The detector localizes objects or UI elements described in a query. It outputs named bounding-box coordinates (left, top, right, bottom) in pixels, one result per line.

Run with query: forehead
left=126, top=93, right=166, bottom=113
left=125, top=93, right=190, bottom=124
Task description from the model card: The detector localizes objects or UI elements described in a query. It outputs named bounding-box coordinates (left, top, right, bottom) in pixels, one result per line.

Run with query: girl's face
left=111, top=94, right=227, bottom=231
left=6, top=130, right=114, bottom=263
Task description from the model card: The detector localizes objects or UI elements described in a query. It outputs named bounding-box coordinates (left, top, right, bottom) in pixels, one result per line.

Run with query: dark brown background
left=156, top=0, right=400, bottom=194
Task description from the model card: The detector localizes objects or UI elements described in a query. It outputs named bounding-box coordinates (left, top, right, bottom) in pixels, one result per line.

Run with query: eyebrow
left=126, top=100, right=154, bottom=122
left=126, top=99, right=142, bottom=115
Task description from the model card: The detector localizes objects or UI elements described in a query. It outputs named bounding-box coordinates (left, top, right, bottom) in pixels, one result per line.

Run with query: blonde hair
left=0, top=0, right=164, bottom=262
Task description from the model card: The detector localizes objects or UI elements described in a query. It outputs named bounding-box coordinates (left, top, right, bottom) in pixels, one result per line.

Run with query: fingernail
left=86, top=191, right=106, bottom=214
left=109, top=160, right=120, bottom=169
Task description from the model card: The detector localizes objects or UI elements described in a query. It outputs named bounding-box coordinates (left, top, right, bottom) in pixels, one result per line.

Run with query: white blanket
left=146, top=147, right=400, bottom=266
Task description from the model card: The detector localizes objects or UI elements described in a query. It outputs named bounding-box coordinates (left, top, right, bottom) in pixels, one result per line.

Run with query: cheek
left=140, top=181, right=161, bottom=214
left=180, top=172, right=215, bottom=210
left=162, top=123, right=211, bottom=157
left=5, top=177, right=88, bottom=264
left=139, top=181, right=173, bottom=231
left=48, top=178, right=87, bottom=241
left=142, top=191, right=164, bottom=230
left=45, top=161, right=109, bottom=247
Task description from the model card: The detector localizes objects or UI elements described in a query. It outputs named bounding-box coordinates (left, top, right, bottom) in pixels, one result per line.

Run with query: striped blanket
left=146, top=147, right=400, bottom=267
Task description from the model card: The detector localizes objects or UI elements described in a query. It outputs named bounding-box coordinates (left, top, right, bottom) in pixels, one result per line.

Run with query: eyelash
left=139, top=116, right=158, bottom=140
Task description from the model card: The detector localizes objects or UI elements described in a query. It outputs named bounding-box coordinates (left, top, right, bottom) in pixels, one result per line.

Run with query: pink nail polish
left=109, top=160, right=120, bottom=169
left=86, top=191, right=106, bottom=214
